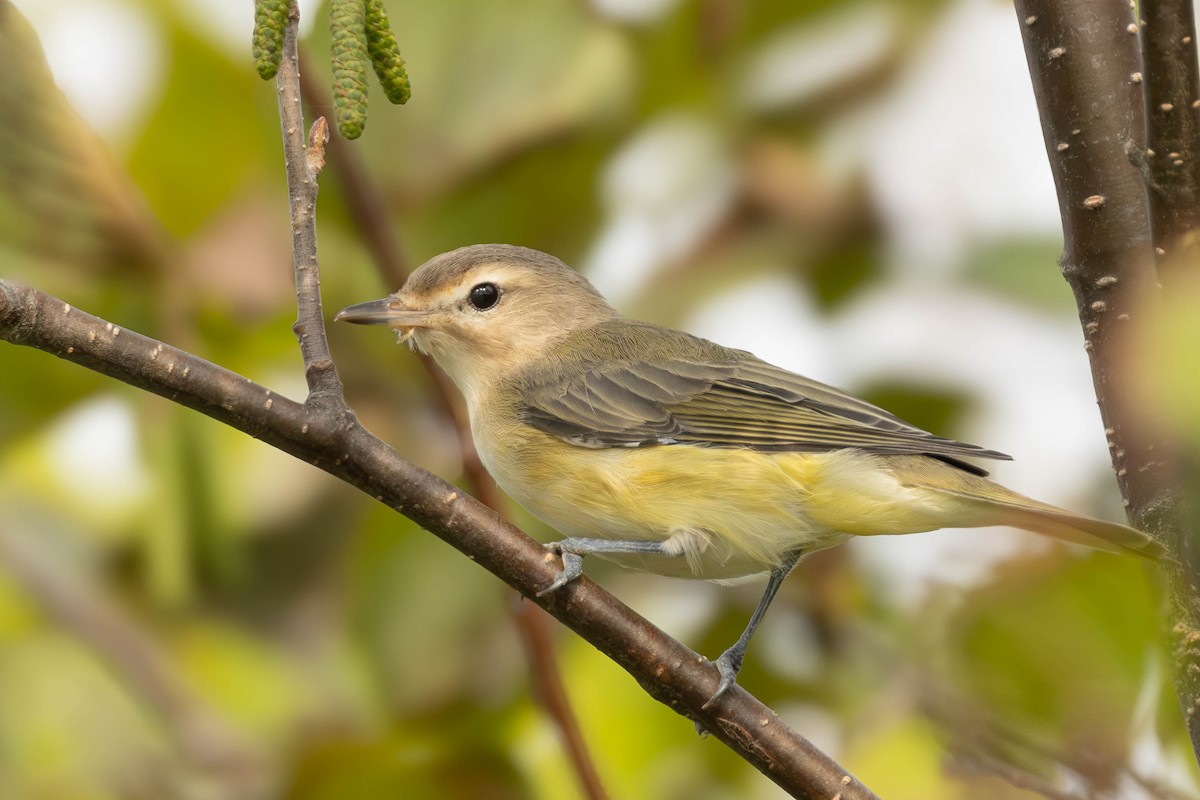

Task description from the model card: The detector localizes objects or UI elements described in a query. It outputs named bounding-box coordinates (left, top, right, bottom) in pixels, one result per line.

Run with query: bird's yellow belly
left=475, top=424, right=971, bottom=581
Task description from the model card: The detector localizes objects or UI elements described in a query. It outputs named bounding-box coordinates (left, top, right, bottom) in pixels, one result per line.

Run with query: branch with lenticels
left=0, top=5, right=879, bottom=796
left=0, top=277, right=878, bottom=800
left=1014, top=0, right=1198, bottom=768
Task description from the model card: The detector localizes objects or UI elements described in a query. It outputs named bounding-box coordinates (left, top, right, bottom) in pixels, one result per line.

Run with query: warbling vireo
left=337, top=244, right=1160, bottom=705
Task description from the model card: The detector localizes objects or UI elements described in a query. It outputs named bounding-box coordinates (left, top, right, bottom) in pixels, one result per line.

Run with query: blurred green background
left=0, top=0, right=1193, bottom=798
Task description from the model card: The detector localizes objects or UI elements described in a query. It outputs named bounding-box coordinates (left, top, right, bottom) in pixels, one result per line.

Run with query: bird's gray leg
left=537, top=538, right=674, bottom=597
left=703, top=548, right=803, bottom=709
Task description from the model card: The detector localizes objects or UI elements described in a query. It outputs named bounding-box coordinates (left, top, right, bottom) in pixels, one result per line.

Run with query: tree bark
left=1014, top=0, right=1200, bottom=767
left=1140, top=0, right=1200, bottom=275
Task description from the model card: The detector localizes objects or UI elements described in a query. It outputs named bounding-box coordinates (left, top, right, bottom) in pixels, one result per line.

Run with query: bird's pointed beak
left=334, top=297, right=432, bottom=328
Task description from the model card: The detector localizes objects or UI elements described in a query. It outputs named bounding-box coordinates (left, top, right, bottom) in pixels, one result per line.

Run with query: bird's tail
left=979, top=497, right=1162, bottom=560
left=886, top=456, right=1163, bottom=560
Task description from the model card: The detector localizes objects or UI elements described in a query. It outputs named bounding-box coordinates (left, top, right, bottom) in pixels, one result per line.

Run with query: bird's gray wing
left=518, top=322, right=1009, bottom=473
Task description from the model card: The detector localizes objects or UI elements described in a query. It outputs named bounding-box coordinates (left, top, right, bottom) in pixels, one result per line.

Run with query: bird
left=336, top=243, right=1161, bottom=706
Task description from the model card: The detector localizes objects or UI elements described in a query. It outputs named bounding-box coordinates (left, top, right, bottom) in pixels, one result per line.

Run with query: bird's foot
left=536, top=544, right=584, bottom=597
left=701, top=648, right=743, bottom=710
left=537, top=537, right=670, bottom=596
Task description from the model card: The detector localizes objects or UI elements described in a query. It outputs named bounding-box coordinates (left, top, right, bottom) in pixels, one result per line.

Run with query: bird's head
left=336, top=244, right=618, bottom=400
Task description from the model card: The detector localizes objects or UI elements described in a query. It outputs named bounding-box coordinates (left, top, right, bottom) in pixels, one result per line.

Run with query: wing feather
left=517, top=321, right=1008, bottom=472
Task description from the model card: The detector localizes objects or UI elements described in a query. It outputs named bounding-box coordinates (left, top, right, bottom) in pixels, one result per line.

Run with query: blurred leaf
left=808, top=235, right=881, bottom=311
left=140, top=405, right=193, bottom=607
left=1130, top=272, right=1200, bottom=455
left=0, top=3, right=167, bottom=279
left=126, top=10, right=278, bottom=240
left=317, top=0, right=633, bottom=202
left=847, top=718, right=959, bottom=800
left=175, top=619, right=318, bottom=741
left=561, top=631, right=761, bottom=800
left=285, top=715, right=527, bottom=800
left=962, top=237, right=1077, bottom=315
left=0, top=396, right=150, bottom=543
left=945, top=555, right=1156, bottom=775
left=0, top=568, right=40, bottom=640
left=406, top=132, right=610, bottom=262
left=858, top=382, right=975, bottom=441
left=0, top=344, right=112, bottom=444
left=0, top=633, right=166, bottom=797
left=346, top=502, right=518, bottom=713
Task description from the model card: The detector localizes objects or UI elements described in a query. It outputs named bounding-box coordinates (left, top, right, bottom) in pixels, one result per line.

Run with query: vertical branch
left=1136, top=0, right=1200, bottom=765
left=1013, top=0, right=1200, bottom=767
left=1139, top=0, right=1200, bottom=274
left=1013, top=0, right=1159, bottom=522
left=274, top=2, right=344, bottom=407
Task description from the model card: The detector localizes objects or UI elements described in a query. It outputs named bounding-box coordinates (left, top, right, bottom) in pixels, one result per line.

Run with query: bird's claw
left=701, top=650, right=741, bottom=710
left=536, top=547, right=584, bottom=597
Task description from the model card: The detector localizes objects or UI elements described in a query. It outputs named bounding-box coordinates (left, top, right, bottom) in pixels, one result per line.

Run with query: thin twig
left=275, top=2, right=343, bottom=407
left=1013, top=0, right=1197, bottom=767
left=0, top=279, right=878, bottom=800
left=296, top=48, right=609, bottom=800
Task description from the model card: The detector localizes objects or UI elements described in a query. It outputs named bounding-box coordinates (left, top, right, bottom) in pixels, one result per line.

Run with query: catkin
left=330, top=0, right=370, bottom=139
left=365, top=0, right=411, bottom=104
left=251, top=0, right=288, bottom=80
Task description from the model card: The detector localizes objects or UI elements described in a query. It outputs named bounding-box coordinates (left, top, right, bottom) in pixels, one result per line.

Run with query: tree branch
left=1014, top=0, right=1160, bottom=509
left=0, top=6, right=876, bottom=794
left=1138, top=0, right=1200, bottom=274
left=275, top=3, right=342, bottom=407
left=0, top=280, right=877, bottom=799
left=1013, top=0, right=1199, bottom=767
left=1135, top=0, right=1200, bottom=768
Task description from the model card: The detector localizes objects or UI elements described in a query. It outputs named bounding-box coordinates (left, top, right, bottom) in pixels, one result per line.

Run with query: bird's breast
left=467, top=404, right=871, bottom=579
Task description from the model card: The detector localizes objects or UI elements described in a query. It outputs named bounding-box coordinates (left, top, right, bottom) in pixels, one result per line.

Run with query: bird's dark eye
left=468, top=282, right=500, bottom=310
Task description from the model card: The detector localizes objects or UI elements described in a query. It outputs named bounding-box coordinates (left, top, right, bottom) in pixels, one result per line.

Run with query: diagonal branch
left=0, top=280, right=878, bottom=800
left=0, top=5, right=876, bottom=795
